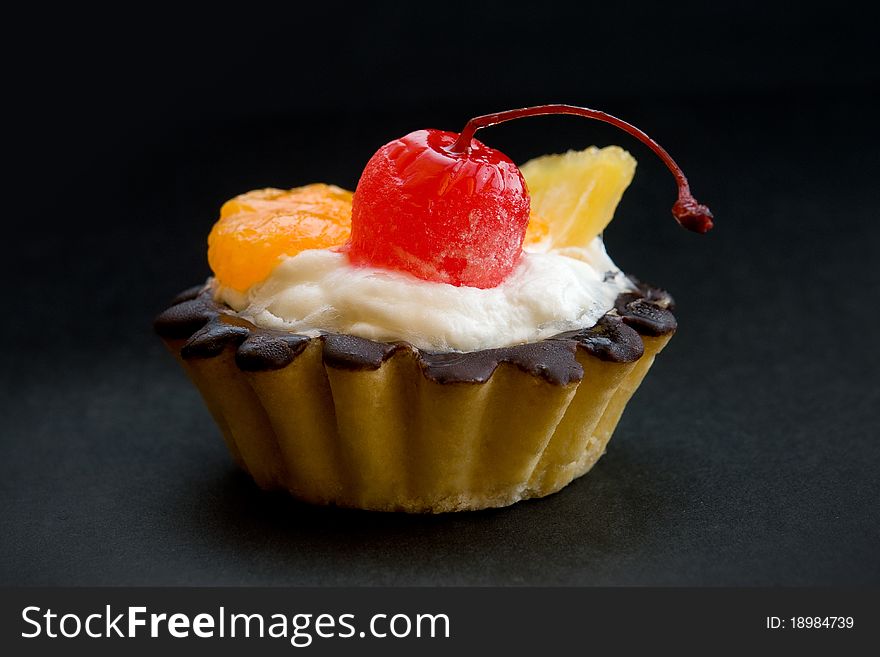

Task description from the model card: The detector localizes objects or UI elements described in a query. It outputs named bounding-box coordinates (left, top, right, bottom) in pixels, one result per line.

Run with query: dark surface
left=2, top=4, right=879, bottom=586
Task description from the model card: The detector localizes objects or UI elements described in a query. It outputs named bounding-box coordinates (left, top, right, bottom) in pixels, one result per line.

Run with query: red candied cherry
left=349, top=104, right=714, bottom=289
left=349, top=128, right=529, bottom=288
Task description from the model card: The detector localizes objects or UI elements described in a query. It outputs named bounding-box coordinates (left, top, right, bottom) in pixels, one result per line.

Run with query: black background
left=2, top=2, right=878, bottom=585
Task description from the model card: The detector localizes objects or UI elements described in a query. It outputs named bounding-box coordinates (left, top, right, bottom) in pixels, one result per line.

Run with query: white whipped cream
left=216, top=237, right=633, bottom=352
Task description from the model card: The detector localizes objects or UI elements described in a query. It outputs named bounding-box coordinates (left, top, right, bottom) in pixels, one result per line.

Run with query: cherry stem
left=447, top=104, right=713, bottom=233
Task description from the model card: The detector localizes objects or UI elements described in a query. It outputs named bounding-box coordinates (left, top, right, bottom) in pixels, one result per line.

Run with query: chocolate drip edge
left=154, top=280, right=676, bottom=386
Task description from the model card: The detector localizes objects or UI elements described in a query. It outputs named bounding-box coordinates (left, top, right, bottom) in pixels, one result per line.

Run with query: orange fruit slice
left=207, top=183, right=353, bottom=292
left=523, top=213, right=550, bottom=250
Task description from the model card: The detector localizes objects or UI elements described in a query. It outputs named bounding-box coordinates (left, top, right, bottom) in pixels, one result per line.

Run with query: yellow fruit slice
left=521, top=146, right=636, bottom=249
left=208, top=183, right=353, bottom=292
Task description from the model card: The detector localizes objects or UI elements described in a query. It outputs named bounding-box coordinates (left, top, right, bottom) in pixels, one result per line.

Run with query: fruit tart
left=155, top=104, right=713, bottom=513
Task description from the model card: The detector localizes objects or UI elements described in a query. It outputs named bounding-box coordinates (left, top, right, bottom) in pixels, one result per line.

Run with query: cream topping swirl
left=216, top=238, right=633, bottom=352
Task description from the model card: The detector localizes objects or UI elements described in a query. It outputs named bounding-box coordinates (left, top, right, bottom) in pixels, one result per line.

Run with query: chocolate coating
left=236, top=333, right=311, bottom=371
left=419, top=340, right=583, bottom=386
left=615, top=296, right=676, bottom=337
left=553, top=316, right=645, bottom=363
left=323, top=334, right=403, bottom=371
left=154, top=280, right=676, bottom=385
left=180, top=317, right=250, bottom=359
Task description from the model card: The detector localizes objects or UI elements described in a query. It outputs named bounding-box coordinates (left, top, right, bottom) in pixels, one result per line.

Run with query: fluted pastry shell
left=157, top=283, right=673, bottom=512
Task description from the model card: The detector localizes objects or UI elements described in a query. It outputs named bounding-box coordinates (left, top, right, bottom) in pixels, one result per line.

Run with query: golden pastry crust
left=156, top=283, right=675, bottom=512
